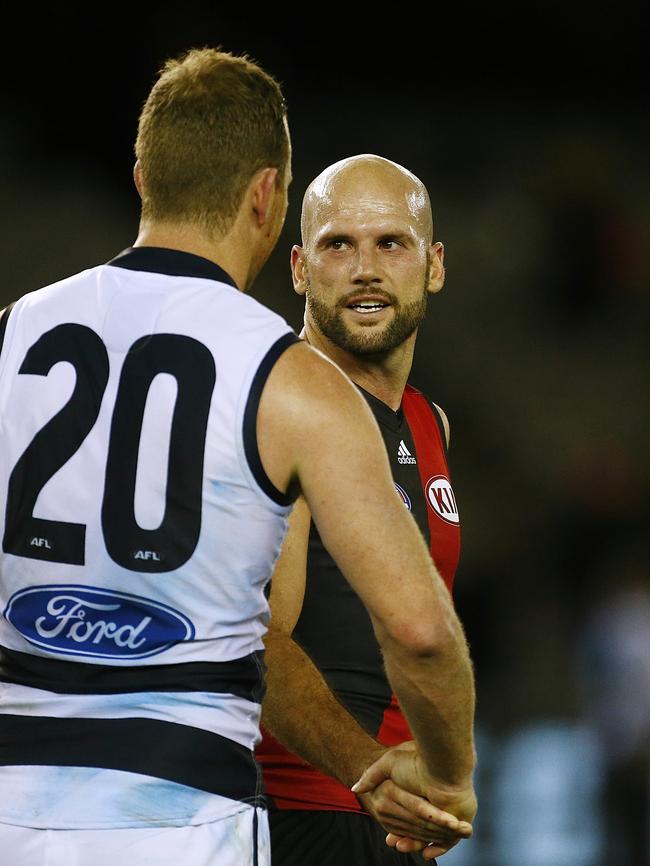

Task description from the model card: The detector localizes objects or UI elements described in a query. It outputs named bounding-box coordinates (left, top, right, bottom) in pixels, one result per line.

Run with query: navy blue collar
left=108, top=247, right=238, bottom=289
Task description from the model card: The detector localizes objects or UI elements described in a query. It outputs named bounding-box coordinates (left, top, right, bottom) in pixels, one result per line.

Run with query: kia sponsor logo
left=4, top=585, right=195, bottom=659
left=425, top=476, right=460, bottom=525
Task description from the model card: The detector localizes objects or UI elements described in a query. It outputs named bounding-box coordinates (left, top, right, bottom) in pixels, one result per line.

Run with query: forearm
left=262, top=626, right=384, bottom=788
left=379, top=608, right=476, bottom=787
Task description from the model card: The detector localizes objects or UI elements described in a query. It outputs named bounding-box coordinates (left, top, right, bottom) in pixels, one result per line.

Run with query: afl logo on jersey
left=4, top=585, right=195, bottom=660
left=394, top=483, right=412, bottom=511
left=425, top=476, right=460, bottom=525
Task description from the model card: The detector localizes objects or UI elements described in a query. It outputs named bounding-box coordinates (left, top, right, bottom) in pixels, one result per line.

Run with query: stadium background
left=1, top=8, right=647, bottom=864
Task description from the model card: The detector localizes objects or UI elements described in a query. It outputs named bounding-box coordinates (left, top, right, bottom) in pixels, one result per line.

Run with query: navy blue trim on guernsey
left=0, top=714, right=263, bottom=802
left=0, top=302, right=15, bottom=360
left=253, top=807, right=260, bottom=866
left=108, top=246, right=238, bottom=288
left=243, top=332, right=300, bottom=506
left=0, top=644, right=266, bottom=703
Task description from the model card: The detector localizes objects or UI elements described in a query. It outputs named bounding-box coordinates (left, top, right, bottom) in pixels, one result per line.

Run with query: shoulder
left=259, top=341, right=382, bottom=467
left=264, top=341, right=371, bottom=420
left=256, top=340, right=389, bottom=501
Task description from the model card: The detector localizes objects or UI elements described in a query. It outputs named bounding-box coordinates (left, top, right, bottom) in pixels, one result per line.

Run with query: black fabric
left=356, top=385, right=405, bottom=433
left=294, top=520, right=392, bottom=736
left=0, top=302, right=15, bottom=360
left=100, top=332, right=216, bottom=573
left=0, top=714, right=264, bottom=802
left=243, top=331, right=300, bottom=506
left=0, top=644, right=266, bottom=702
left=269, top=809, right=434, bottom=865
left=253, top=806, right=260, bottom=866
left=108, top=246, right=238, bottom=288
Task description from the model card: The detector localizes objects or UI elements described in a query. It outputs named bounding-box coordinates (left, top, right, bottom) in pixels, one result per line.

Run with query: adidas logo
left=397, top=440, right=417, bottom=465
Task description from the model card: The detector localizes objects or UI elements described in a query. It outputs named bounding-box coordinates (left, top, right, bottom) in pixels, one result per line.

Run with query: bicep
left=301, top=410, right=441, bottom=636
left=267, top=496, right=312, bottom=635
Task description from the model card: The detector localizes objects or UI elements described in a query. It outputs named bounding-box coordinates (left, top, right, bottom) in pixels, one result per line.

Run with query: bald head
left=300, top=154, right=433, bottom=247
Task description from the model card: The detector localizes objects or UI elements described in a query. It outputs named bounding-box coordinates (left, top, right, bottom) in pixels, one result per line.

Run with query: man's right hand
left=352, top=741, right=476, bottom=856
left=356, top=776, right=473, bottom=856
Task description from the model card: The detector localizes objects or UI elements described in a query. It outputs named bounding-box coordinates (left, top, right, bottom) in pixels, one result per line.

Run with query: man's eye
left=329, top=240, right=346, bottom=250
left=380, top=240, right=399, bottom=250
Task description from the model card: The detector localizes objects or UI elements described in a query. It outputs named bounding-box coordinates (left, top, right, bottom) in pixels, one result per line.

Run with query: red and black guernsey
left=257, top=384, right=461, bottom=812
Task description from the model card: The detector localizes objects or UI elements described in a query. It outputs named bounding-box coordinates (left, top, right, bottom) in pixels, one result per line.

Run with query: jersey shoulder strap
left=403, top=383, right=448, bottom=456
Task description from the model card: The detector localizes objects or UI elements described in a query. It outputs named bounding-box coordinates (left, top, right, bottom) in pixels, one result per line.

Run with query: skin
left=75, top=142, right=474, bottom=856
left=132, top=117, right=293, bottom=293
left=294, top=154, right=444, bottom=410
left=262, top=156, right=476, bottom=859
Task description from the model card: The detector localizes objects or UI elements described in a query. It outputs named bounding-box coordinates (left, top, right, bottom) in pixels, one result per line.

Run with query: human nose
left=349, top=244, right=381, bottom=284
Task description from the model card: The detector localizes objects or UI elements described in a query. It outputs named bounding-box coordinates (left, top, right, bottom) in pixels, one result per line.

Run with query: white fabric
left=0, top=806, right=269, bottom=865
left=0, top=260, right=295, bottom=828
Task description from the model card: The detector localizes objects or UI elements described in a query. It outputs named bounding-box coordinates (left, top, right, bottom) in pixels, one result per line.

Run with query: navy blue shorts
left=269, top=808, right=436, bottom=865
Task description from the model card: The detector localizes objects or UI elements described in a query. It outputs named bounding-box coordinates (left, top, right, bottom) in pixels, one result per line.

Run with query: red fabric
left=401, top=384, right=460, bottom=594
left=258, top=386, right=460, bottom=811
left=259, top=701, right=414, bottom=812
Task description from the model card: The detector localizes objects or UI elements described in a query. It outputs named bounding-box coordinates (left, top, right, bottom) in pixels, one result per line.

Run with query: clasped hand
left=351, top=742, right=476, bottom=860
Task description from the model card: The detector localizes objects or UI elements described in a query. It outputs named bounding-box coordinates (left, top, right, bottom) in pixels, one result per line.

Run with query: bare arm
left=263, top=497, right=470, bottom=844
left=258, top=343, right=476, bottom=794
left=263, top=497, right=385, bottom=789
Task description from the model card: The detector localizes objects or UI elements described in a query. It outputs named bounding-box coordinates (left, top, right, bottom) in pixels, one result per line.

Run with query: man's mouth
left=345, top=296, right=392, bottom=314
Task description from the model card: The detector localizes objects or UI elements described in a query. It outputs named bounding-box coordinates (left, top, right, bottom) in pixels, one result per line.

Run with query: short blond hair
left=135, top=48, right=288, bottom=236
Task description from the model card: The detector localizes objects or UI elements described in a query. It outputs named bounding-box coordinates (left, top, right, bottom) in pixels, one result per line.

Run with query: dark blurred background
left=2, top=7, right=648, bottom=864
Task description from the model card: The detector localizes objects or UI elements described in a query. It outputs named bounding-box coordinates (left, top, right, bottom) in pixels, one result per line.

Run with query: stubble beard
left=305, top=278, right=429, bottom=357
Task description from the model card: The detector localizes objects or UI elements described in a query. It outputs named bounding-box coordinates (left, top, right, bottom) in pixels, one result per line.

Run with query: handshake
left=351, top=741, right=477, bottom=861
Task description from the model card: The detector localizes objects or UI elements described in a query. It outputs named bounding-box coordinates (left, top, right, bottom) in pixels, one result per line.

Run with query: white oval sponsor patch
left=425, top=476, right=460, bottom=525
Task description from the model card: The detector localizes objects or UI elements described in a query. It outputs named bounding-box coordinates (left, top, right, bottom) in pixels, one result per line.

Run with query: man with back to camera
left=258, top=155, right=472, bottom=863
left=0, top=51, right=475, bottom=866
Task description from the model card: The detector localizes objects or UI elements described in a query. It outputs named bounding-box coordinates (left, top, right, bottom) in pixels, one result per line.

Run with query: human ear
left=291, top=245, right=308, bottom=297
left=251, top=167, right=279, bottom=227
left=427, top=242, right=445, bottom=295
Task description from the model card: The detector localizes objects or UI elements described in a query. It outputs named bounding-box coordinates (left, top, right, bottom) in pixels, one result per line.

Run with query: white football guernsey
left=0, top=247, right=298, bottom=829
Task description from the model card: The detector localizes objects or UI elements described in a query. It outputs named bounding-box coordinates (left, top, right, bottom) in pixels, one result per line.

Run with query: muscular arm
left=263, top=497, right=470, bottom=844
left=258, top=343, right=475, bottom=793
left=262, top=497, right=384, bottom=788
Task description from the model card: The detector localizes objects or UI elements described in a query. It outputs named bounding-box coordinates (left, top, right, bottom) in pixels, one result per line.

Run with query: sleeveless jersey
left=0, top=247, right=299, bottom=829
left=257, top=384, right=461, bottom=811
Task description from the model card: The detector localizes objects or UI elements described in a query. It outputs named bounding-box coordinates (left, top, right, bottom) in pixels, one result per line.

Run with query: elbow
left=384, top=615, right=458, bottom=660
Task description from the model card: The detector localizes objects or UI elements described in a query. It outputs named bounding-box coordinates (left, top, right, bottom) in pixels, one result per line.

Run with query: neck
left=134, top=221, right=252, bottom=291
left=303, top=319, right=415, bottom=411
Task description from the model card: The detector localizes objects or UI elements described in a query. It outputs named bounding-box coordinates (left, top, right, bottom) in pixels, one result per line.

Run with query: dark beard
left=305, top=283, right=429, bottom=356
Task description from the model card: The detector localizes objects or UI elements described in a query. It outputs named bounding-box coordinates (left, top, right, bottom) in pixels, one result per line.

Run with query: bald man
left=257, top=156, right=476, bottom=864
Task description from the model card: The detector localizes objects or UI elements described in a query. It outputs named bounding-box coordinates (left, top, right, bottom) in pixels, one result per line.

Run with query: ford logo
left=4, top=585, right=195, bottom=660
